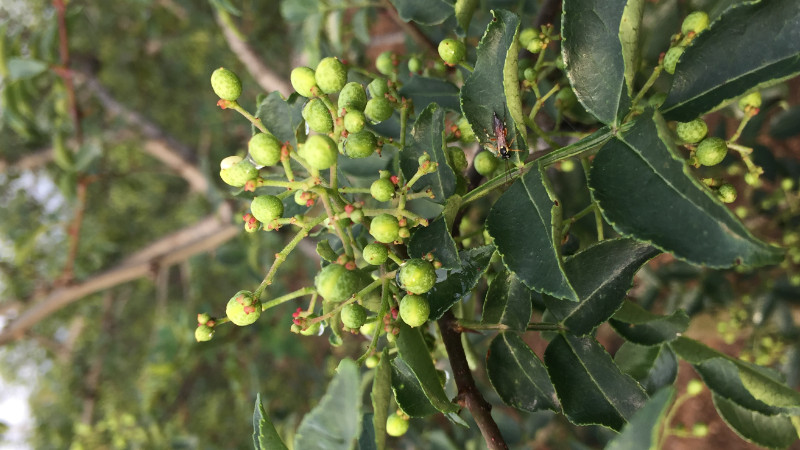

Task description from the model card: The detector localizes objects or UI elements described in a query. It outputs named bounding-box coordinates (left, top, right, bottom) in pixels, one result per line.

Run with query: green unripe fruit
left=344, top=131, right=377, bottom=158
left=302, top=98, right=334, bottom=133
left=686, top=379, right=704, bottom=396
left=344, top=110, right=366, bottom=133
left=717, top=183, right=737, bottom=203
left=248, top=133, right=282, bottom=166
left=386, top=413, right=409, bottom=437
left=676, top=118, right=708, bottom=143
left=398, top=259, right=437, bottom=294
left=300, top=315, right=322, bottom=336
left=738, top=91, right=762, bottom=111
left=449, top=147, right=468, bottom=172
left=219, top=156, right=258, bottom=187
left=696, top=137, right=728, bottom=166
left=663, top=46, right=685, bottom=75
left=438, top=38, right=466, bottom=65
left=251, top=195, right=284, bottom=223
left=370, top=213, right=400, bottom=243
left=376, top=51, right=395, bottom=75
left=555, top=87, right=577, bottom=110
left=370, top=178, right=395, bottom=202
left=681, top=11, right=709, bottom=35
left=338, top=82, right=368, bottom=112
left=408, top=56, right=422, bottom=73
left=291, top=66, right=319, bottom=98
left=365, top=97, right=393, bottom=123
left=692, top=423, right=709, bottom=438
left=523, top=67, right=536, bottom=82
left=315, top=57, right=347, bottom=94
left=526, top=37, right=544, bottom=54
left=226, top=290, right=262, bottom=326
left=365, top=355, right=379, bottom=369
left=341, top=303, right=367, bottom=329
left=299, top=135, right=338, bottom=170
left=315, top=263, right=361, bottom=303
left=195, top=325, right=214, bottom=342
left=363, top=243, right=389, bottom=265
left=399, top=294, right=430, bottom=327
left=457, top=117, right=476, bottom=143
left=350, top=209, right=364, bottom=223
left=360, top=320, right=378, bottom=337
left=210, top=67, right=242, bottom=101
left=368, top=78, right=390, bottom=98
left=518, top=27, right=537, bottom=48
left=473, top=150, right=499, bottom=176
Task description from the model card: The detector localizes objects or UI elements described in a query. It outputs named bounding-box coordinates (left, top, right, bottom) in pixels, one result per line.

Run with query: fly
left=492, top=112, right=513, bottom=160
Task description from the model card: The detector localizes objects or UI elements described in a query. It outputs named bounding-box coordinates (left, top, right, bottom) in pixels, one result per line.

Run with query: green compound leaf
left=712, top=393, right=799, bottom=449
left=481, top=269, right=532, bottom=332
left=543, top=238, right=660, bottom=334
left=371, top=348, right=391, bottom=450
left=399, top=76, right=461, bottom=112
left=257, top=92, right=304, bottom=149
left=662, top=0, right=800, bottom=121
left=561, top=0, right=631, bottom=126
left=395, top=322, right=459, bottom=414
left=390, top=357, right=439, bottom=417
left=487, top=164, right=577, bottom=301
left=427, top=245, right=494, bottom=321
left=486, top=332, right=560, bottom=412
left=400, top=103, right=456, bottom=204
left=615, top=342, right=678, bottom=396
left=544, top=334, right=648, bottom=431
left=294, top=359, right=361, bottom=450
left=589, top=109, right=784, bottom=268
left=605, top=387, right=675, bottom=450
left=389, top=0, right=453, bottom=25
left=610, top=300, right=689, bottom=345
left=408, top=216, right=461, bottom=270
left=253, top=394, right=288, bottom=450
left=461, top=9, right=527, bottom=164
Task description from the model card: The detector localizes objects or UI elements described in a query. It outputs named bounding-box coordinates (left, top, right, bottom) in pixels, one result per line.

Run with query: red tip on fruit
left=344, top=204, right=355, bottom=214
left=345, top=261, right=356, bottom=270
left=390, top=175, right=399, bottom=185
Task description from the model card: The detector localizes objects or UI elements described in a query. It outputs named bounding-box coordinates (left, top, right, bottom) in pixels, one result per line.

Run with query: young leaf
left=615, top=342, right=678, bottom=396
left=400, top=103, right=456, bottom=203
left=253, top=394, right=288, bottom=450
left=544, top=334, right=648, bottom=431
left=605, top=387, right=674, bottom=450
left=487, top=164, right=577, bottom=301
left=371, top=348, right=391, bottom=450
left=294, top=359, right=361, bottom=450
left=486, top=332, right=560, bottom=412
left=589, top=110, right=784, bottom=268
left=662, top=0, right=800, bottom=121
left=389, top=0, right=453, bottom=25
left=427, top=245, right=494, bottom=320
left=398, top=76, right=461, bottom=112
left=408, top=216, right=461, bottom=270
left=543, top=238, right=660, bottom=334
left=610, top=299, right=689, bottom=345
left=395, top=323, right=459, bottom=414
left=561, top=0, right=631, bottom=126
left=712, top=393, right=799, bottom=449
left=481, top=269, right=532, bottom=331
left=619, top=0, right=644, bottom=98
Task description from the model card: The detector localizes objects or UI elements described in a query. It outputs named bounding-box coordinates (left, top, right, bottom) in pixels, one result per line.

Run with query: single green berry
left=376, top=51, right=395, bottom=75
left=299, top=135, right=338, bottom=170
left=226, top=290, right=262, bottom=326
left=300, top=314, right=322, bottom=336
left=195, top=324, right=214, bottom=342
left=250, top=195, right=284, bottom=223
left=386, top=413, right=409, bottom=437
left=315, top=263, right=361, bottom=303
left=290, top=66, right=319, bottom=98
left=370, top=178, right=395, bottom=202
left=210, top=67, right=242, bottom=101
left=663, top=46, right=685, bottom=75
left=399, top=294, right=430, bottom=327
left=691, top=423, right=709, bottom=438
left=360, top=320, right=378, bottom=337
left=350, top=209, right=364, bottom=223
left=398, top=259, right=437, bottom=295
left=523, top=67, right=536, bottom=82
left=676, top=118, right=708, bottom=144
left=398, top=227, right=410, bottom=239
left=197, top=313, right=212, bottom=325
left=686, top=379, right=704, bottom=396
left=457, top=117, right=476, bottom=143
left=370, top=213, right=400, bottom=243
left=448, top=147, right=468, bottom=172
left=408, top=56, right=422, bottom=73
left=363, top=243, right=389, bottom=265
left=344, top=110, right=366, bottom=133
left=526, top=37, right=544, bottom=53
left=365, top=97, right=393, bottom=123
left=338, top=82, right=368, bottom=112
left=473, top=150, right=499, bottom=176
left=315, top=57, right=347, bottom=94
left=302, top=98, right=334, bottom=133
left=555, top=87, right=577, bottom=110
left=368, top=78, right=389, bottom=98
left=717, top=183, right=737, bottom=203
left=681, top=11, right=709, bottom=35
left=518, top=27, right=537, bottom=48
left=248, top=133, right=282, bottom=166
left=341, top=303, right=367, bottom=329
left=438, top=38, right=466, bottom=66
left=294, top=190, right=313, bottom=206
left=780, top=178, right=794, bottom=191
left=738, top=91, right=762, bottom=111
left=219, top=156, right=258, bottom=187
left=344, top=130, right=377, bottom=158
left=696, top=137, right=728, bottom=166
left=364, top=355, right=379, bottom=369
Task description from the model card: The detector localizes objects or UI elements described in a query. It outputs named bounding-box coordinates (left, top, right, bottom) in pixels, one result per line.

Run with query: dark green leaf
left=769, top=105, right=800, bottom=139
left=7, top=58, right=48, bottom=81
left=695, top=358, right=782, bottom=415
left=395, top=323, right=459, bottom=413
left=712, top=393, right=799, bottom=449
left=619, top=0, right=644, bottom=98
left=389, top=0, right=453, bottom=25
left=427, top=245, right=494, bottom=320
left=371, top=348, right=391, bottom=450
left=615, top=342, right=678, bottom=396
left=544, top=334, right=648, bottom=431
left=487, top=164, right=577, bottom=301
left=408, top=216, right=460, bottom=270
left=481, top=269, right=532, bottom=331
left=486, top=332, right=559, bottom=412
left=253, top=394, right=288, bottom=450
left=391, top=357, right=439, bottom=417
left=605, top=387, right=674, bottom=450
left=589, top=110, right=784, bottom=268
left=662, top=0, right=800, bottom=121
left=400, top=103, right=456, bottom=204
left=398, top=76, right=460, bottom=112
left=294, top=359, right=361, bottom=450
left=257, top=92, right=304, bottom=148
left=610, top=300, right=689, bottom=345
left=357, top=413, right=377, bottom=450
left=561, top=0, right=631, bottom=125
left=544, top=239, right=659, bottom=334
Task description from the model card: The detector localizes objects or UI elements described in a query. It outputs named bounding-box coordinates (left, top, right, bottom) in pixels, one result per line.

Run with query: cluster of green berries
left=663, top=11, right=709, bottom=74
